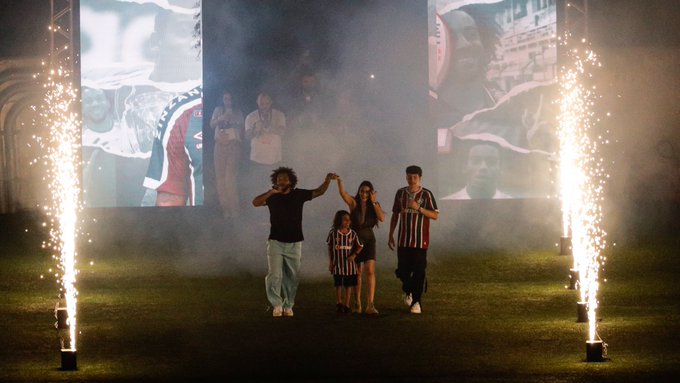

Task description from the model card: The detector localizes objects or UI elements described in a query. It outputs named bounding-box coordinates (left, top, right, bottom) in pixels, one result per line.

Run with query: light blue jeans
left=265, top=240, right=302, bottom=309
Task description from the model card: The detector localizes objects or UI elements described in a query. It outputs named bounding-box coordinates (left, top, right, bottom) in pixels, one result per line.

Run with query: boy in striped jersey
left=327, top=210, right=364, bottom=314
left=388, top=165, right=439, bottom=314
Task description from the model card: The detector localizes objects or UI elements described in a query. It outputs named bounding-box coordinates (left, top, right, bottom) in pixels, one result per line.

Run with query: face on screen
left=465, top=144, right=500, bottom=192
left=446, top=10, right=485, bottom=82
left=81, top=88, right=110, bottom=124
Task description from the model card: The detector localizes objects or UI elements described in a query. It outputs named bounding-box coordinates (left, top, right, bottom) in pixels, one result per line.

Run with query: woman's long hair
left=353, top=180, right=379, bottom=228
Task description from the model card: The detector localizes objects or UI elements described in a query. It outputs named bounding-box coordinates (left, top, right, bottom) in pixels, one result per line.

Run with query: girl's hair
left=353, top=180, right=379, bottom=228
left=332, top=210, right=350, bottom=230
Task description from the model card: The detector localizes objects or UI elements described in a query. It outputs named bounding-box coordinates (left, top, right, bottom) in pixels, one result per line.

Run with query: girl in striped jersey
left=327, top=210, right=364, bottom=314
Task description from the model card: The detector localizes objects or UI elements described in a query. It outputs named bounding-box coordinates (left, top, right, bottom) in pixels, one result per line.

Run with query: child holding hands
left=327, top=210, right=363, bottom=314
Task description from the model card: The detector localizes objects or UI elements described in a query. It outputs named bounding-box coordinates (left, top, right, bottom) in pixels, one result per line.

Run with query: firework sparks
left=38, top=62, right=81, bottom=352
left=557, top=36, right=608, bottom=343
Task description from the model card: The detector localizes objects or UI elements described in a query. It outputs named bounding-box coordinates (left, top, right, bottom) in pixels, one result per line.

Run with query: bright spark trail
left=38, top=60, right=81, bottom=352
left=557, top=35, right=608, bottom=344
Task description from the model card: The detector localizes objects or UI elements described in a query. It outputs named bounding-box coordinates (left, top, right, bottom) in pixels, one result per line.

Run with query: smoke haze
left=75, top=0, right=680, bottom=278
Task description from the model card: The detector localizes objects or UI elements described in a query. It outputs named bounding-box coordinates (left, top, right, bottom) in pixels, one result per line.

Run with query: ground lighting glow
left=557, top=36, right=608, bottom=343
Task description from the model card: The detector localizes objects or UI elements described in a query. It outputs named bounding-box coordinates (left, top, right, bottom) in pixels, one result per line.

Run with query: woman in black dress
left=337, top=176, right=385, bottom=314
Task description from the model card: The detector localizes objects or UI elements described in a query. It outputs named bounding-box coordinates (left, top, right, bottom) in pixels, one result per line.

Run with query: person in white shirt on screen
left=443, top=143, right=512, bottom=200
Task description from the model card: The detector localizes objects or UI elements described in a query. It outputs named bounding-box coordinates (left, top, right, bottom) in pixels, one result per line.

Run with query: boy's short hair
left=405, top=165, right=422, bottom=177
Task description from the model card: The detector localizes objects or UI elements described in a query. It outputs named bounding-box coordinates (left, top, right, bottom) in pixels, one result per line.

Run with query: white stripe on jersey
left=154, top=97, right=201, bottom=190
left=186, top=144, right=196, bottom=205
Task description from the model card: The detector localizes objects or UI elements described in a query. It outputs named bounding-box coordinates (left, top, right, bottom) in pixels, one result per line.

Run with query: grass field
left=1, top=231, right=679, bottom=382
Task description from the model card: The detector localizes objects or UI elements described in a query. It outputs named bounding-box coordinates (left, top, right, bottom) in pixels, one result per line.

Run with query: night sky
left=0, top=1, right=50, bottom=58
left=1, top=0, right=680, bottom=59
left=587, top=0, right=680, bottom=47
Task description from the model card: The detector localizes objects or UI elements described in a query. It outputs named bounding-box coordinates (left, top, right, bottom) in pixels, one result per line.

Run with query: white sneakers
left=403, top=293, right=421, bottom=314
left=274, top=301, right=414, bottom=316
left=403, top=293, right=413, bottom=306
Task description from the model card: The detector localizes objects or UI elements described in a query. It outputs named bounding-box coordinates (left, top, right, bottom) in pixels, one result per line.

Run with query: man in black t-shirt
left=252, top=167, right=337, bottom=317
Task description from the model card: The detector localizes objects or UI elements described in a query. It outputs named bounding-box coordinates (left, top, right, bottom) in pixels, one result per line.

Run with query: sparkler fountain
left=36, top=3, right=82, bottom=368
left=557, top=35, right=608, bottom=362
left=39, top=53, right=81, bottom=370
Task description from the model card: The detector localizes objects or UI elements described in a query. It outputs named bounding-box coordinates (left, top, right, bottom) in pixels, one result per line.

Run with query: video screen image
left=430, top=0, right=557, bottom=199
left=78, top=0, right=558, bottom=210
left=80, top=0, right=203, bottom=207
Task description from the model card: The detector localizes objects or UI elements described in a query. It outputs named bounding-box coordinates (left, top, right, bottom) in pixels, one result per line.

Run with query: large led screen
left=430, top=0, right=557, bottom=199
left=80, top=0, right=203, bottom=207
left=78, top=0, right=557, bottom=210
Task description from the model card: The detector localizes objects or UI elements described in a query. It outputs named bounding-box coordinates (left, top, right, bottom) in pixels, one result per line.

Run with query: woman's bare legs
left=364, top=260, right=378, bottom=314
left=354, top=264, right=363, bottom=313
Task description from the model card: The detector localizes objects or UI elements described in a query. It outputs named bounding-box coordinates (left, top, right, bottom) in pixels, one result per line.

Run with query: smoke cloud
left=79, top=0, right=680, bottom=279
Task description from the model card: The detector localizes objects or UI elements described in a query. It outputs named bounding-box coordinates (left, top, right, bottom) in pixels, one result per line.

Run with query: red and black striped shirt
left=326, top=229, right=363, bottom=276
left=391, top=187, right=438, bottom=249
